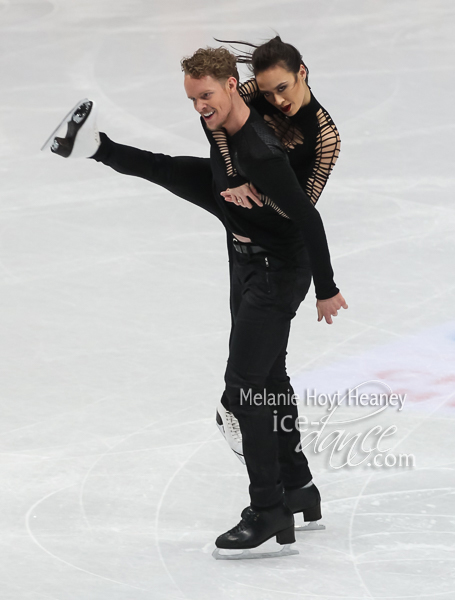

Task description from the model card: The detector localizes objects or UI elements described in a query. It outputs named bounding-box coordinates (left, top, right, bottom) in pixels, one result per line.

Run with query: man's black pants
left=92, top=140, right=315, bottom=508
left=222, top=242, right=313, bottom=508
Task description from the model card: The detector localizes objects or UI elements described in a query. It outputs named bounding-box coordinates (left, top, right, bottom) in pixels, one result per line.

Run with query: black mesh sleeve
left=305, top=107, right=341, bottom=205
left=235, top=127, right=338, bottom=299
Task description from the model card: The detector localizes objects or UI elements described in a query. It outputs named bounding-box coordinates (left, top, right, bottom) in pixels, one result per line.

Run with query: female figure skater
left=209, top=35, right=340, bottom=213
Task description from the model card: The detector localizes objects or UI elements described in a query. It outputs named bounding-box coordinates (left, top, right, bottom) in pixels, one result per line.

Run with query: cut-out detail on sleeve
left=210, top=84, right=340, bottom=212
left=212, top=129, right=237, bottom=178
left=211, top=129, right=247, bottom=188
left=257, top=107, right=340, bottom=215
left=208, top=79, right=260, bottom=188
left=263, top=114, right=305, bottom=150
left=260, top=193, right=290, bottom=219
left=305, top=107, right=340, bottom=205
left=238, top=78, right=260, bottom=104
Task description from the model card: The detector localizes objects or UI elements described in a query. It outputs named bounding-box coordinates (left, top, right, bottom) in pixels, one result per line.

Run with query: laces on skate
left=216, top=403, right=245, bottom=464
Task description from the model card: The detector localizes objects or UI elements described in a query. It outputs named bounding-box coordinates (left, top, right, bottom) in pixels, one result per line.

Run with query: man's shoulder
left=238, top=108, right=285, bottom=160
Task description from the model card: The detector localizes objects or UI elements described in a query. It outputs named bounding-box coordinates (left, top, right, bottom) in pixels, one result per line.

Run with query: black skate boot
left=41, top=99, right=100, bottom=158
left=285, top=483, right=325, bottom=531
left=213, top=503, right=298, bottom=560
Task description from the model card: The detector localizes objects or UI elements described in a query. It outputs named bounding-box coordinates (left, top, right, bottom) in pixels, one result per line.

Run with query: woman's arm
left=306, top=107, right=341, bottom=205
left=241, top=149, right=338, bottom=300
left=210, top=129, right=247, bottom=189
left=238, top=78, right=260, bottom=104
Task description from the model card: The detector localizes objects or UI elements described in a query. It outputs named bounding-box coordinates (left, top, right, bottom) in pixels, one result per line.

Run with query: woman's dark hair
left=214, top=35, right=309, bottom=83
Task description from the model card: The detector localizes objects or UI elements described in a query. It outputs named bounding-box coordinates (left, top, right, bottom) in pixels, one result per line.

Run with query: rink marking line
left=323, top=486, right=455, bottom=505
left=353, top=529, right=455, bottom=540
left=293, top=305, right=408, bottom=340
left=353, top=511, right=455, bottom=519
left=0, top=425, right=221, bottom=463
left=72, top=48, right=201, bottom=150
left=234, top=578, right=455, bottom=600
left=290, top=324, right=380, bottom=375
left=333, top=214, right=441, bottom=261
left=0, top=244, right=228, bottom=287
left=342, top=223, right=451, bottom=264
left=154, top=428, right=220, bottom=596
left=330, top=484, right=455, bottom=573
left=0, top=391, right=117, bottom=439
left=347, top=473, right=376, bottom=599
left=0, top=574, right=63, bottom=600
left=340, top=122, right=455, bottom=147
left=386, top=389, right=455, bottom=453
left=77, top=403, right=201, bottom=534
left=359, top=557, right=455, bottom=564
left=24, top=483, right=149, bottom=592
left=0, top=436, right=227, bottom=464
left=293, top=296, right=453, bottom=375
left=19, top=413, right=452, bottom=592
left=295, top=282, right=455, bottom=349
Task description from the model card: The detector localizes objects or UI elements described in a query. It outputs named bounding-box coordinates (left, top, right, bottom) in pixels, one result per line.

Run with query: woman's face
left=255, top=63, right=307, bottom=117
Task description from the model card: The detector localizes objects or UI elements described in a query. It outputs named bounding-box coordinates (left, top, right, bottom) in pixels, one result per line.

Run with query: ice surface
left=1, top=0, right=455, bottom=598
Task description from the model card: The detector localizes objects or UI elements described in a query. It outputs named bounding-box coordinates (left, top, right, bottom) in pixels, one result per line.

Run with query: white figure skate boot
left=41, top=99, right=100, bottom=158
left=216, top=401, right=245, bottom=464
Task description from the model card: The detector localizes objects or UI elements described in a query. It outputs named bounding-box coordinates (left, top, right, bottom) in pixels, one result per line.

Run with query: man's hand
left=316, top=292, right=348, bottom=324
left=221, top=183, right=263, bottom=209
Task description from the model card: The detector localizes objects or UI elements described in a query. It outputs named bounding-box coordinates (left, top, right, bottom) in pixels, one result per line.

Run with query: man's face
left=184, top=75, right=234, bottom=130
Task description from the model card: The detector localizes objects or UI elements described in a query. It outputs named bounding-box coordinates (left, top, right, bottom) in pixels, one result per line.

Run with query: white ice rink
left=1, top=0, right=455, bottom=598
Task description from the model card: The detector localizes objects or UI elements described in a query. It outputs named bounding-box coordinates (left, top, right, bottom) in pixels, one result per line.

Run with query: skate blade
left=233, top=449, right=245, bottom=465
left=295, top=521, right=326, bottom=531
left=40, top=98, right=89, bottom=152
left=212, top=544, right=299, bottom=560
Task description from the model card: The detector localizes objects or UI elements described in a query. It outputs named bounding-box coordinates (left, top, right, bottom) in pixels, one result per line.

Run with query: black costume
left=91, top=84, right=340, bottom=509
left=209, top=79, right=340, bottom=206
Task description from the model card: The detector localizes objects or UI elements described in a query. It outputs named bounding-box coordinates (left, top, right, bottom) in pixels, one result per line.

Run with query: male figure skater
left=46, top=46, right=347, bottom=559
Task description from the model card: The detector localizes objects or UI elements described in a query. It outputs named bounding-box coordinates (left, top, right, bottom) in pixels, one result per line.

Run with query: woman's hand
left=316, top=292, right=348, bottom=324
left=221, top=183, right=263, bottom=209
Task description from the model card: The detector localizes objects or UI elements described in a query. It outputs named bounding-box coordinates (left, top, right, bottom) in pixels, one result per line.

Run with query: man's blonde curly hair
left=181, top=47, right=240, bottom=83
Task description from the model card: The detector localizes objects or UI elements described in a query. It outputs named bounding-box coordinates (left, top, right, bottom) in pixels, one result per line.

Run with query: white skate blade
left=212, top=543, right=298, bottom=560
left=40, top=98, right=90, bottom=152
left=295, top=520, right=326, bottom=531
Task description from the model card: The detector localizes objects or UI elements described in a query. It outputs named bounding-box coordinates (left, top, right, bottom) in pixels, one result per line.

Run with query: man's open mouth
left=203, top=111, right=215, bottom=121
